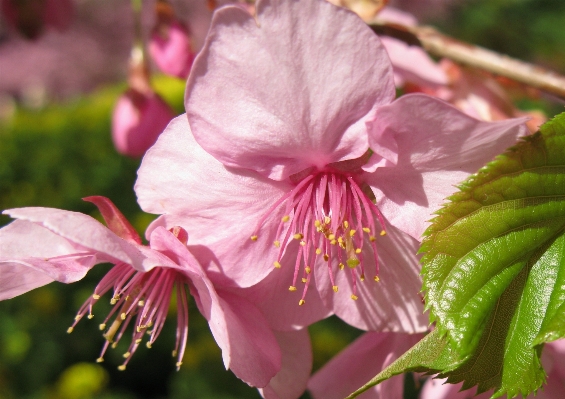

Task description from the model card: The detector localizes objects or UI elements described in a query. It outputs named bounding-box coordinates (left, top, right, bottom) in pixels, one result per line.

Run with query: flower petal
left=308, top=331, right=424, bottom=399
left=2, top=207, right=160, bottom=272
left=0, top=220, right=95, bottom=299
left=315, top=222, right=428, bottom=332
left=368, top=93, right=528, bottom=240
left=185, top=0, right=395, bottom=180
left=136, top=115, right=291, bottom=287
left=258, top=329, right=312, bottom=399
left=236, top=259, right=332, bottom=331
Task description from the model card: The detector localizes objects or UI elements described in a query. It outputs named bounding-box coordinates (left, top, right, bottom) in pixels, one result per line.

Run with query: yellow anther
left=305, top=266, right=311, bottom=274
left=135, top=338, right=142, bottom=344
left=347, top=258, right=360, bottom=268
left=111, top=342, right=118, bottom=348
left=298, top=299, right=306, bottom=306
left=351, top=294, right=358, bottom=301
left=328, top=234, right=335, bottom=240
left=360, top=274, right=365, bottom=282
left=146, top=342, right=152, bottom=349
left=67, top=327, right=74, bottom=334
left=282, top=215, right=290, bottom=222
left=289, top=286, right=297, bottom=292
left=138, top=300, right=144, bottom=306
left=176, top=362, right=183, bottom=368
left=293, top=233, right=304, bottom=240
left=332, top=286, right=339, bottom=293
left=118, top=365, right=126, bottom=371
left=337, top=237, right=344, bottom=243
left=349, top=229, right=356, bottom=237
left=123, top=352, right=131, bottom=358
left=370, top=236, right=376, bottom=242
left=250, top=235, right=258, bottom=241
left=274, top=240, right=280, bottom=248
left=339, top=263, right=345, bottom=270
left=362, top=227, right=371, bottom=233
left=315, top=248, right=322, bottom=255
left=302, top=278, right=307, bottom=283
left=374, top=276, right=380, bottom=282
left=314, top=220, right=321, bottom=228
left=330, top=239, right=337, bottom=245
left=96, top=357, right=104, bottom=363
left=110, top=298, right=118, bottom=305
left=274, top=261, right=282, bottom=269
left=87, top=314, right=94, bottom=319
left=300, top=240, right=306, bottom=246
left=172, top=350, right=178, bottom=357
left=74, top=315, right=82, bottom=321
left=343, top=221, right=349, bottom=228
left=92, top=294, right=101, bottom=300
left=324, top=216, right=331, bottom=224
left=323, top=254, right=329, bottom=262
left=120, top=313, right=127, bottom=320
left=355, top=248, right=362, bottom=254
left=99, top=323, right=106, bottom=330
left=380, top=230, right=387, bottom=236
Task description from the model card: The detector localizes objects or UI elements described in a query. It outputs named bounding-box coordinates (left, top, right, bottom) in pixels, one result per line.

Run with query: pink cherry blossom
left=0, top=197, right=283, bottom=389
left=420, top=339, right=565, bottom=399
left=308, top=331, right=424, bottom=399
left=1, top=0, right=73, bottom=39
left=149, top=0, right=195, bottom=79
left=136, top=0, right=527, bottom=333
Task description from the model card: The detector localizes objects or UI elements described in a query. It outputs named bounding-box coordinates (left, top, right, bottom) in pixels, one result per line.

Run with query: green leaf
left=347, top=112, right=565, bottom=398
left=421, top=112, right=565, bottom=397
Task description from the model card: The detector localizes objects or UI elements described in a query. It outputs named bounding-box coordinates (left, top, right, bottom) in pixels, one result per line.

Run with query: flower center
left=67, top=263, right=189, bottom=371
left=252, top=171, right=386, bottom=305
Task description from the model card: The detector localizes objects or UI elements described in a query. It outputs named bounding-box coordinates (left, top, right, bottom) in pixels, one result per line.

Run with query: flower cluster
left=1, top=0, right=549, bottom=398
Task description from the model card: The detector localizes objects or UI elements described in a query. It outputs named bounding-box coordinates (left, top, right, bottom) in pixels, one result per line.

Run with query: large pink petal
left=0, top=262, right=55, bottom=300
left=0, top=220, right=96, bottom=299
left=258, top=329, right=312, bottom=399
left=308, top=331, right=424, bottom=399
left=191, top=283, right=282, bottom=387
left=185, top=0, right=395, bottom=180
left=233, top=245, right=332, bottom=331
left=136, top=115, right=291, bottom=287
left=315, top=222, right=428, bottom=332
left=368, top=94, right=528, bottom=240
left=2, top=207, right=161, bottom=272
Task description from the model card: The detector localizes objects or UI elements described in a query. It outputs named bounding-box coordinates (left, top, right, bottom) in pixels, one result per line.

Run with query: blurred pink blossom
left=135, top=0, right=527, bottom=335
left=0, top=196, right=285, bottom=389
left=1, top=0, right=73, bottom=39
left=112, top=88, right=175, bottom=157
left=149, top=0, right=195, bottom=79
left=111, top=46, right=176, bottom=158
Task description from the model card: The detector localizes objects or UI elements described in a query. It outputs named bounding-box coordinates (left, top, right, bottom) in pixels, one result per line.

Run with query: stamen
left=252, top=171, right=386, bottom=303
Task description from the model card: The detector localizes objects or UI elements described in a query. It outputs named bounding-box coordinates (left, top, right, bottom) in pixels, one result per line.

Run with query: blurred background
left=0, top=0, right=564, bottom=398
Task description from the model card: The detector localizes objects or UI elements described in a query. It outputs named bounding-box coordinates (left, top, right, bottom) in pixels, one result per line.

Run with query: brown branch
left=368, top=20, right=565, bottom=100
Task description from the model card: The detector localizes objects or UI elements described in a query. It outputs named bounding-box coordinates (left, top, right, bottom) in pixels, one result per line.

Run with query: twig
left=368, top=20, right=565, bottom=100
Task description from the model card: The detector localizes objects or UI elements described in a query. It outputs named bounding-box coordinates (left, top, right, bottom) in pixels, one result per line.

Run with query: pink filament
left=69, top=263, right=190, bottom=370
left=254, top=171, right=386, bottom=303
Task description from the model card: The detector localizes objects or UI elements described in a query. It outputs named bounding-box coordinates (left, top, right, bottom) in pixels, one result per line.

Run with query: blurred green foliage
left=441, top=0, right=565, bottom=72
